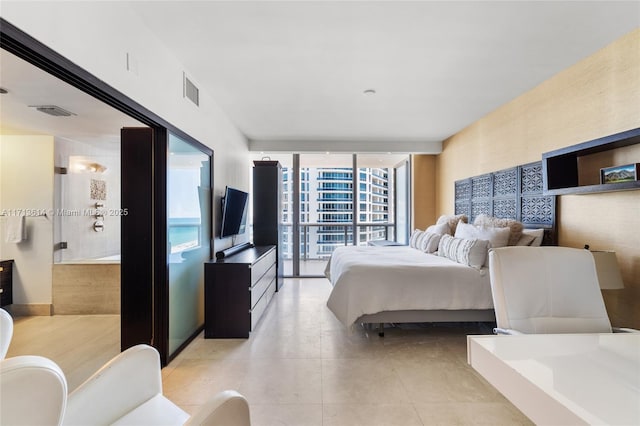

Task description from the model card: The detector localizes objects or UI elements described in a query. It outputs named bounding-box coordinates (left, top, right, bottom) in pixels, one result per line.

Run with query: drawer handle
left=0, top=267, right=3, bottom=272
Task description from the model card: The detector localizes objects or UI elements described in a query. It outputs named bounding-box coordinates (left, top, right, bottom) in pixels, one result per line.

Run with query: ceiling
left=1, top=1, right=638, bottom=153
left=0, top=49, right=143, bottom=147
left=129, top=0, right=640, bottom=148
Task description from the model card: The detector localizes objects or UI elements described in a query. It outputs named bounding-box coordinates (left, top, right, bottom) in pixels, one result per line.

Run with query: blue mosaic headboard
left=454, top=161, right=557, bottom=245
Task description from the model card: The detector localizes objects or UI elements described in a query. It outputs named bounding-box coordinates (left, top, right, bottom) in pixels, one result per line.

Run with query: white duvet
left=325, top=245, right=493, bottom=327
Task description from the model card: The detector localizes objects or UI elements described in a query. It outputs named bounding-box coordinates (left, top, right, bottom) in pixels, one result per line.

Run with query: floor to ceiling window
left=264, top=153, right=409, bottom=278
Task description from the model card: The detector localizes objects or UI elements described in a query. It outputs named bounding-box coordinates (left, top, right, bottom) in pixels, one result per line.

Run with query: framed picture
left=600, top=163, right=639, bottom=184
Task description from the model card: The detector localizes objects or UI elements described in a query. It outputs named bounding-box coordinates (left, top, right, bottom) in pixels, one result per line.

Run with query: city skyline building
left=281, top=166, right=393, bottom=261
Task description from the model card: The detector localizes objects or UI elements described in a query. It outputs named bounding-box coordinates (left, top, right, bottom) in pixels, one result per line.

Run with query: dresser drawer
left=250, top=263, right=276, bottom=308
left=250, top=248, right=276, bottom=287
left=251, top=279, right=275, bottom=331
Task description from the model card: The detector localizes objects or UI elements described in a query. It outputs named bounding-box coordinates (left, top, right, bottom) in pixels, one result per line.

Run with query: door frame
left=0, top=18, right=207, bottom=365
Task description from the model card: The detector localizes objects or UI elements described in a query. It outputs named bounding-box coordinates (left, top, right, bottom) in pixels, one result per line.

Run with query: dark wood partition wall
left=253, top=161, right=284, bottom=290
left=121, top=128, right=156, bottom=351
left=454, top=161, right=557, bottom=245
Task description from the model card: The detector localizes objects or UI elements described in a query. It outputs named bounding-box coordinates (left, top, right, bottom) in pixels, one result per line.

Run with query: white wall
left=2, top=1, right=251, bottom=251
left=0, top=135, right=54, bottom=305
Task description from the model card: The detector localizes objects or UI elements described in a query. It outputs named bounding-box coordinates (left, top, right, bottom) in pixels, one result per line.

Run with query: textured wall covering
left=412, top=155, right=437, bottom=230
left=432, top=29, right=640, bottom=328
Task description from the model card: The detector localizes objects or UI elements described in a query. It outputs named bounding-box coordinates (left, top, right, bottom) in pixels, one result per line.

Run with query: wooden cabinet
left=204, top=246, right=276, bottom=338
left=253, top=160, right=283, bottom=290
left=542, top=127, right=640, bottom=195
left=0, top=260, right=13, bottom=307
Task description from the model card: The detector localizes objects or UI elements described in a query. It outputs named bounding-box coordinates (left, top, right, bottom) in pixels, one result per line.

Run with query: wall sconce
left=591, top=251, right=624, bottom=290
left=69, top=156, right=108, bottom=174
left=86, top=162, right=107, bottom=173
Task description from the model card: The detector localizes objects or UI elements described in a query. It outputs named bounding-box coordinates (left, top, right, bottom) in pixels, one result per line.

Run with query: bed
left=325, top=161, right=557, bottom=333
left=325, top=245, right=494, bottom=329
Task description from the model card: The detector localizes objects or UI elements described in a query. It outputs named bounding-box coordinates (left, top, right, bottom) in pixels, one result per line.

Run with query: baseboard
left=6, top=303, right=53, bottom=316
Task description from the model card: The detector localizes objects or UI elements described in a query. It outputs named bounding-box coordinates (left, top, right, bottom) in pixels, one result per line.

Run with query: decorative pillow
left=436, top=214, right=468, bottom=235
left=473, top=214, right=523, bottom=246
left=425, top=222, right=450, bottom=235
left=515, top=233, right=537, bottom=246
left=454, top=222, right=510, bottom=249
left=522, top=228, right=545, bottom=247
left=437, top=234, right=489, bottom=269
left=418, top=231, right=442, bottom=253
left=409, top=229, right=424, bottom=249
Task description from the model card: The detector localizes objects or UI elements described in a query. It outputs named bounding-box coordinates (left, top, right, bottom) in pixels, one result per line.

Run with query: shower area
left=52, top=137, right=121, bottom=315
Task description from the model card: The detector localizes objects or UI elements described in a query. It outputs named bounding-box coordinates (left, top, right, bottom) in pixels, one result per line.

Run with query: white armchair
left=1, top=344, right=251, bottom=426
left=0, top=354, right=68, bottom=425
left=1, top=307, right=13, bottom=359
left=488, top=246, right=616, bottom=335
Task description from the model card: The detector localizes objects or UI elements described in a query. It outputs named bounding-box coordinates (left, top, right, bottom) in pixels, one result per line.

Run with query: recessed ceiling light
left=363, top=89, right=376, bottom=96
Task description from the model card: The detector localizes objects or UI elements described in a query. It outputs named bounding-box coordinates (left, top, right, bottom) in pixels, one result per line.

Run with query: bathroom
left=51, top=137, right=122, bottom=315
left=0, top=47, right=141, bottom=317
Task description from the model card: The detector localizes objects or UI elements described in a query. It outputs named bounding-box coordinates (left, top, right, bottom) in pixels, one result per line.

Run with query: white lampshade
left=591, top=251, right=625, bottom=290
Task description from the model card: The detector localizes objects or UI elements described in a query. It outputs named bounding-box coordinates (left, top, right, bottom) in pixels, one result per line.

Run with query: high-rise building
left=281, top=167, right=392, bottom=261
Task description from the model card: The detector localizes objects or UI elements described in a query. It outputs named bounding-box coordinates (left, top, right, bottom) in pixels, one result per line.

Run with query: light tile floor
left=8, top=278, right=532, bottom=425
left=166, top=278, right=531, bottom=425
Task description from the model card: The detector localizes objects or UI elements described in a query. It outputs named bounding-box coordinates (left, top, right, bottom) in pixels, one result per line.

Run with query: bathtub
left=52, top=259, right=120, bottom=315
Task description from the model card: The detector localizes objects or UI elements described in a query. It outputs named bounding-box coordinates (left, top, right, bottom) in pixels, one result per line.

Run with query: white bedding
left=325, top=245, right=493, bottom=327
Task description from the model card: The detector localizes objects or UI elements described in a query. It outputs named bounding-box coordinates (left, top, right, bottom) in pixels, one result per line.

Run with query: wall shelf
left=542, top=127, right=640, bottom=195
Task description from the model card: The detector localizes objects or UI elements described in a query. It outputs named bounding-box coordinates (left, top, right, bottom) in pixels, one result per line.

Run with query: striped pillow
left=409, top=229, right=424, bottom=249
left=437, top=234, right=489, bottom=269
left=418, top=231, right=442, bottom=253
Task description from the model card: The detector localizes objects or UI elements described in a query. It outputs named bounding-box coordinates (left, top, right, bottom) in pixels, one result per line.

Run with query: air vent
left=29, top=105, right=76, bottom=117
left=183, top=73, right=199, bottom=106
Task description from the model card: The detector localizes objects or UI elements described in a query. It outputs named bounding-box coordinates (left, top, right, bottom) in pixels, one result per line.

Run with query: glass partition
left=53, top=139, right=123, bottom=263
left=167, top=133, right=211, bottom=355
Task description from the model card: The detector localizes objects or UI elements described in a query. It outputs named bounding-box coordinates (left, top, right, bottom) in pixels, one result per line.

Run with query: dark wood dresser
left=0, top=259, right=14, bottom=307
left=204, top=245, right=276, bottom=338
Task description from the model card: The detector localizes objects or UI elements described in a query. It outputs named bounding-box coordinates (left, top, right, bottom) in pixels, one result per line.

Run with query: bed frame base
left=357, top=309, right=496, bottom=337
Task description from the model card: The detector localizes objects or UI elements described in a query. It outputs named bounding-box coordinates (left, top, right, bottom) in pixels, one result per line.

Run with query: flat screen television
left=220, top=186, right=249, bottom=237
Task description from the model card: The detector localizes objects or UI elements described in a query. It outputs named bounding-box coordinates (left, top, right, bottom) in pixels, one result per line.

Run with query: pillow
left=425, top=222, right=450, bottom=235
left=515, top=233, right=537, bottom=246
left=522, top=228, right=545, bottom=247
left=418, top=231, right=442, bottom=253
left=473, top=214, right=523, bottom=246
left=409, top=229, right=424, bottom=249
left=437, top=234, right=489, bottom=269
left=436, top=214, right=468, bottom=235
left=454, top=222, right=510, bottom=249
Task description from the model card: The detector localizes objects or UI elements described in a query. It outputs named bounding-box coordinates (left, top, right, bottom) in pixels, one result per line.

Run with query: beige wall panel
left=432, top=29, right=640, bottom=328
left=411, top=155, right=437, bottom=229
left=53, top=264, right=120, bottom=315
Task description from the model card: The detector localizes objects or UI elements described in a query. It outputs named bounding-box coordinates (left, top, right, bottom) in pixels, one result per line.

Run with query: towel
left=4, top=216, right=26, bottom=243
